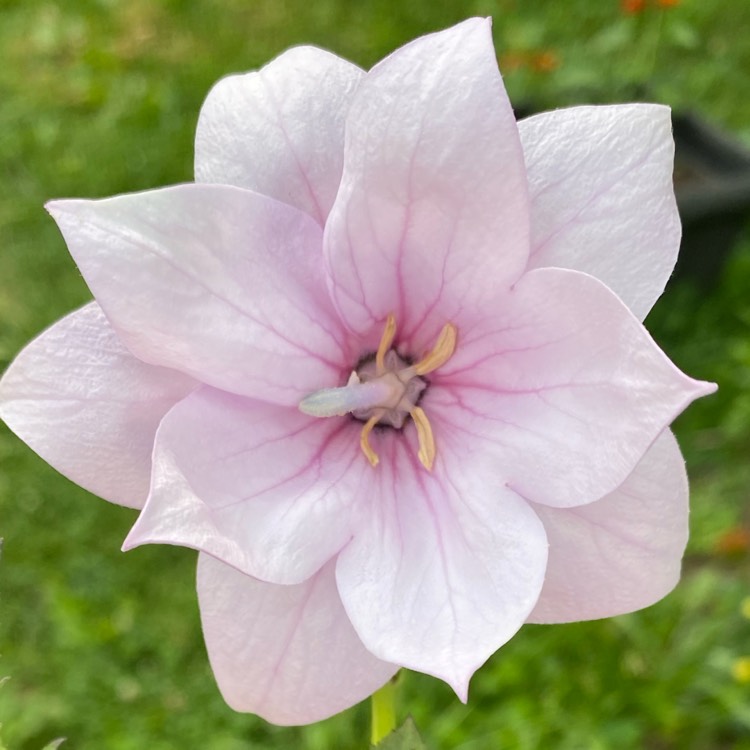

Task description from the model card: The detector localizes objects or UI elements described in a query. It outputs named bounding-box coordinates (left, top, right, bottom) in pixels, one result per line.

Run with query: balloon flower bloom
left=0, top=18, right=714, bottom=725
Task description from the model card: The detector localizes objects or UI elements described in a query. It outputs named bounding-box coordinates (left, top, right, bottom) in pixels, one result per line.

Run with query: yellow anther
left=412, top=323, right=458, bottom=376
left=410, top=406, right=436, bottom=471
left=375, top=313, right=397, bottom=373
left=360, top=412, right=383, bottom=467
left=352, top=315, right=456, bottom=470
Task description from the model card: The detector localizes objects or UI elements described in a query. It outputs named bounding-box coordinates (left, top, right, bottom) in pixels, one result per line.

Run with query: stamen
left=410, top=406, right=436, bottom=471
left=360, top=411, right=383, bottom=467
left=375, top=313, right=397, bottom=373
left=411, top=323, right=458, bottom=376
left=299, top=314, right=457, bottom=472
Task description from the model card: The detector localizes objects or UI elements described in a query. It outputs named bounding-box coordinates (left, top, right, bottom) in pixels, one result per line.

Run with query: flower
left=0, top=18, right=714, bottom=725
left=620, top=0, right=679, bottom=13
left=531, top=50, right=561, bottom=73
left=621, top=0, right=647, bottom=13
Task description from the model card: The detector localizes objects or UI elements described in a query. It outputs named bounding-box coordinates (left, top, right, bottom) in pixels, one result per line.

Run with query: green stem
left=370, top=678, right=397, bottom=745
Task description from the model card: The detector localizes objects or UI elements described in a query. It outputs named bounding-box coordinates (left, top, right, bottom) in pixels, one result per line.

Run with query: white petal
left=325, top=18, right=529, bottom=349
left=520, top=104, right=680, bottom=320
left=431, top=267, right=715, bottom=508
left=0, top=303, right=195, bottom=508
left=336, top=431, right=547, bottom=699
left=528, top=430, right=689, bottom=623
left=47, top=184, right=347, bottom=405
left=195, top=46, right=363, bottom=225
left=198, top=554, right=398, bottom=725
left=124, top=386, right=366, bottom=584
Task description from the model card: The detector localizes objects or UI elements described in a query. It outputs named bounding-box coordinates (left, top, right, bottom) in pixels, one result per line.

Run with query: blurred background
left=1, top=1, right=749, bottom=748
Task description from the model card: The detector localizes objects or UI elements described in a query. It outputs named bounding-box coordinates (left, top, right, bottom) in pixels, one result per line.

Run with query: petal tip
left=450, top=676, right=470, bottom=704
left=44, top=200, right=62, bottom=218
left=45, top=198, right=71, bottom=216
left=45, top=198, right=85, bottom=224
left=121, top=522, right=148, bottom=552
left=693, top=378, right=718, bottom=399
left=463, top=15, right=493, bottom=37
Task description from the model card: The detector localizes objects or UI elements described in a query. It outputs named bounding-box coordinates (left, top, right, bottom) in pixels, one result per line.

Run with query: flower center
left=299, top=314, right=457, bottom=470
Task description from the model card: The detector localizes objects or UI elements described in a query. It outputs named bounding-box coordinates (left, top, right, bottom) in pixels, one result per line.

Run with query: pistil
left=298, top=315, right=457, bottom=471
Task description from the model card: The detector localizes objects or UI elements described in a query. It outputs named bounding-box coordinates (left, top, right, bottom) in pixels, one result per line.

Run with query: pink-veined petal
left=431, top=267, right=715, bottom=509
left=195, top=46, right=363, bottom=225
left=47, top=185, right=347, bottom=405
left=528, top=430, right=688, bottom=623
left=336, top=428, right=547, bottom=699
left=198, top=554, right=398, bottom=725
left=325, top=18, right=529, bottom=350
left=124, top=387, right=366, bottom=584
left=520, top=104, right=680, bottom=320
left=0, top=303, right=195, bottom=509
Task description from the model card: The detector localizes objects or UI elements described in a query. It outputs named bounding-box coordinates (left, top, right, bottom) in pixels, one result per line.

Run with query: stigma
left=299, top=314, right=457, bottom=471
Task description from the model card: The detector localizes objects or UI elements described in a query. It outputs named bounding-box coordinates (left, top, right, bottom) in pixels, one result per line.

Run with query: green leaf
left=374, top=718, right=428, bottom=749
left=41, top=739, right=67, bottom=750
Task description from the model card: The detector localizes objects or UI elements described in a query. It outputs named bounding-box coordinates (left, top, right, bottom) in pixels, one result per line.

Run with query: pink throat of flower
left=298, top=314, right=457, bottom=470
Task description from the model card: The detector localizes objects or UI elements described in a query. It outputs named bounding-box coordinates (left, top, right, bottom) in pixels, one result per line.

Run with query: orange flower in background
left=498, top=51, right=527, bottom=72
left=532, top=50, right=560, bottom=73
left=621, top=0, right=646, bottom=13
left=498, top=49, right=561, bottom=74
left=714, top=527, right=750, bottom=556
left=620, top=0, right=679, bottom=13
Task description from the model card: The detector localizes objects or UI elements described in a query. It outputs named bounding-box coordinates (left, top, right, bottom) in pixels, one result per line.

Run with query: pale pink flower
left=0, top=18, right=715, bottom=725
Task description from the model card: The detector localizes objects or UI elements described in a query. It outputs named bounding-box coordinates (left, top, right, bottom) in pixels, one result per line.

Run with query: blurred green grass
left=1, top=1, right=749, bottom=748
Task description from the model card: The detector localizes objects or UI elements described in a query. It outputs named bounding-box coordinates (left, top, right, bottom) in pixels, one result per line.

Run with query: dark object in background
left=673, top=112, right=750, bottom=285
